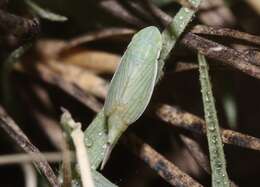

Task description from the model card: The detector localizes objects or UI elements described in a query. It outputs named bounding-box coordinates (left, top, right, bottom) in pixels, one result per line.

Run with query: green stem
left=157, top=0, right=201, bottom=80
left=84, top=109, right=108, bottom=169
left=198, top=53, right=230, bottom=187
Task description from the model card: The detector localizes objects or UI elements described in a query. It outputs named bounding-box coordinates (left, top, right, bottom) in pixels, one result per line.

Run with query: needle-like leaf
left=198, top=53, right=230, bottom=187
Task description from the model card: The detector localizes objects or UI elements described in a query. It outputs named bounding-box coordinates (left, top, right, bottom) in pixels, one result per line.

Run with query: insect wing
left=104, top=26, right=162, bottom=124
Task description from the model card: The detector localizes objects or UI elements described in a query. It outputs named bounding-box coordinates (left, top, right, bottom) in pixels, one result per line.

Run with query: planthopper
left=101, top=26, right=162, bottom=168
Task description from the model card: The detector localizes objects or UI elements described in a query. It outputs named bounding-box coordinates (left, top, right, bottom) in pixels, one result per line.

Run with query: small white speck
left=98, top=132, right=102, bottom=136
left=184, top=8, right=190, bottom=13
left=209, top=46, right=223, bottom=52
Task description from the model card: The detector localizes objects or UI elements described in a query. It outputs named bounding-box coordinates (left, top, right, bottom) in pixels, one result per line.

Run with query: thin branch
left=0, top=106, right=60, bottom=187
left=156, top=104, right=260, bottom=151
left=140, top=0, right=172, bottom=26
left=123, top=134, right=203, bottom=187
left=98, top=0, right=145, bottom=27
left=181, top=32, right=260, bottom=78
left=45, top=62, right=109, bottom=98
left=35, top=63, right=102, bottom=112
left=124, top=0, right=157, bottom=25
left=192, top=25, right=260, bottom=46
left=64, top=27, right=135, bottom=51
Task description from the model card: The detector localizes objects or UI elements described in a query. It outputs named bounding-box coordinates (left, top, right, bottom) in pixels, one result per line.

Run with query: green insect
left=101, top=26, right=162, bottom=167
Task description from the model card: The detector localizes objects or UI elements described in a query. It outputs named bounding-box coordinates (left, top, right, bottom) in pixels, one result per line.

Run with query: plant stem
left=157, top=0, right=201, bottom=80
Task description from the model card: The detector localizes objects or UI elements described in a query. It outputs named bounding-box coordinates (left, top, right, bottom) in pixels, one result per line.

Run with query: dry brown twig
left=98, top=0, right=145, bottom=27
left=46, top=62, right=109, bottom=98
left=36, top=40, right=121, bottom=74
left=156, top=104, right=260, bottom=151
left=35, top=63, right=102, bottom=112
left=60, top=50, right=120, bottom=74
left=0, top=106, right=60, bottom=187
left=192, top=25, right=260, bottom=46
left=140, top=0, right=173, bottom=26
left=123, top=134, right=203, bottom=187
left=182, top=32, right=260, bottom=77
left=64, top=27, right=135, bottom=51
left=123, top=0, right=157, bottom=25
left=35, top=28, right=134, bottom=59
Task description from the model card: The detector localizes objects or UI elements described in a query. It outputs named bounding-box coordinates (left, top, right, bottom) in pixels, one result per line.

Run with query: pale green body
left=104, top=26, right=162, bottom=149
